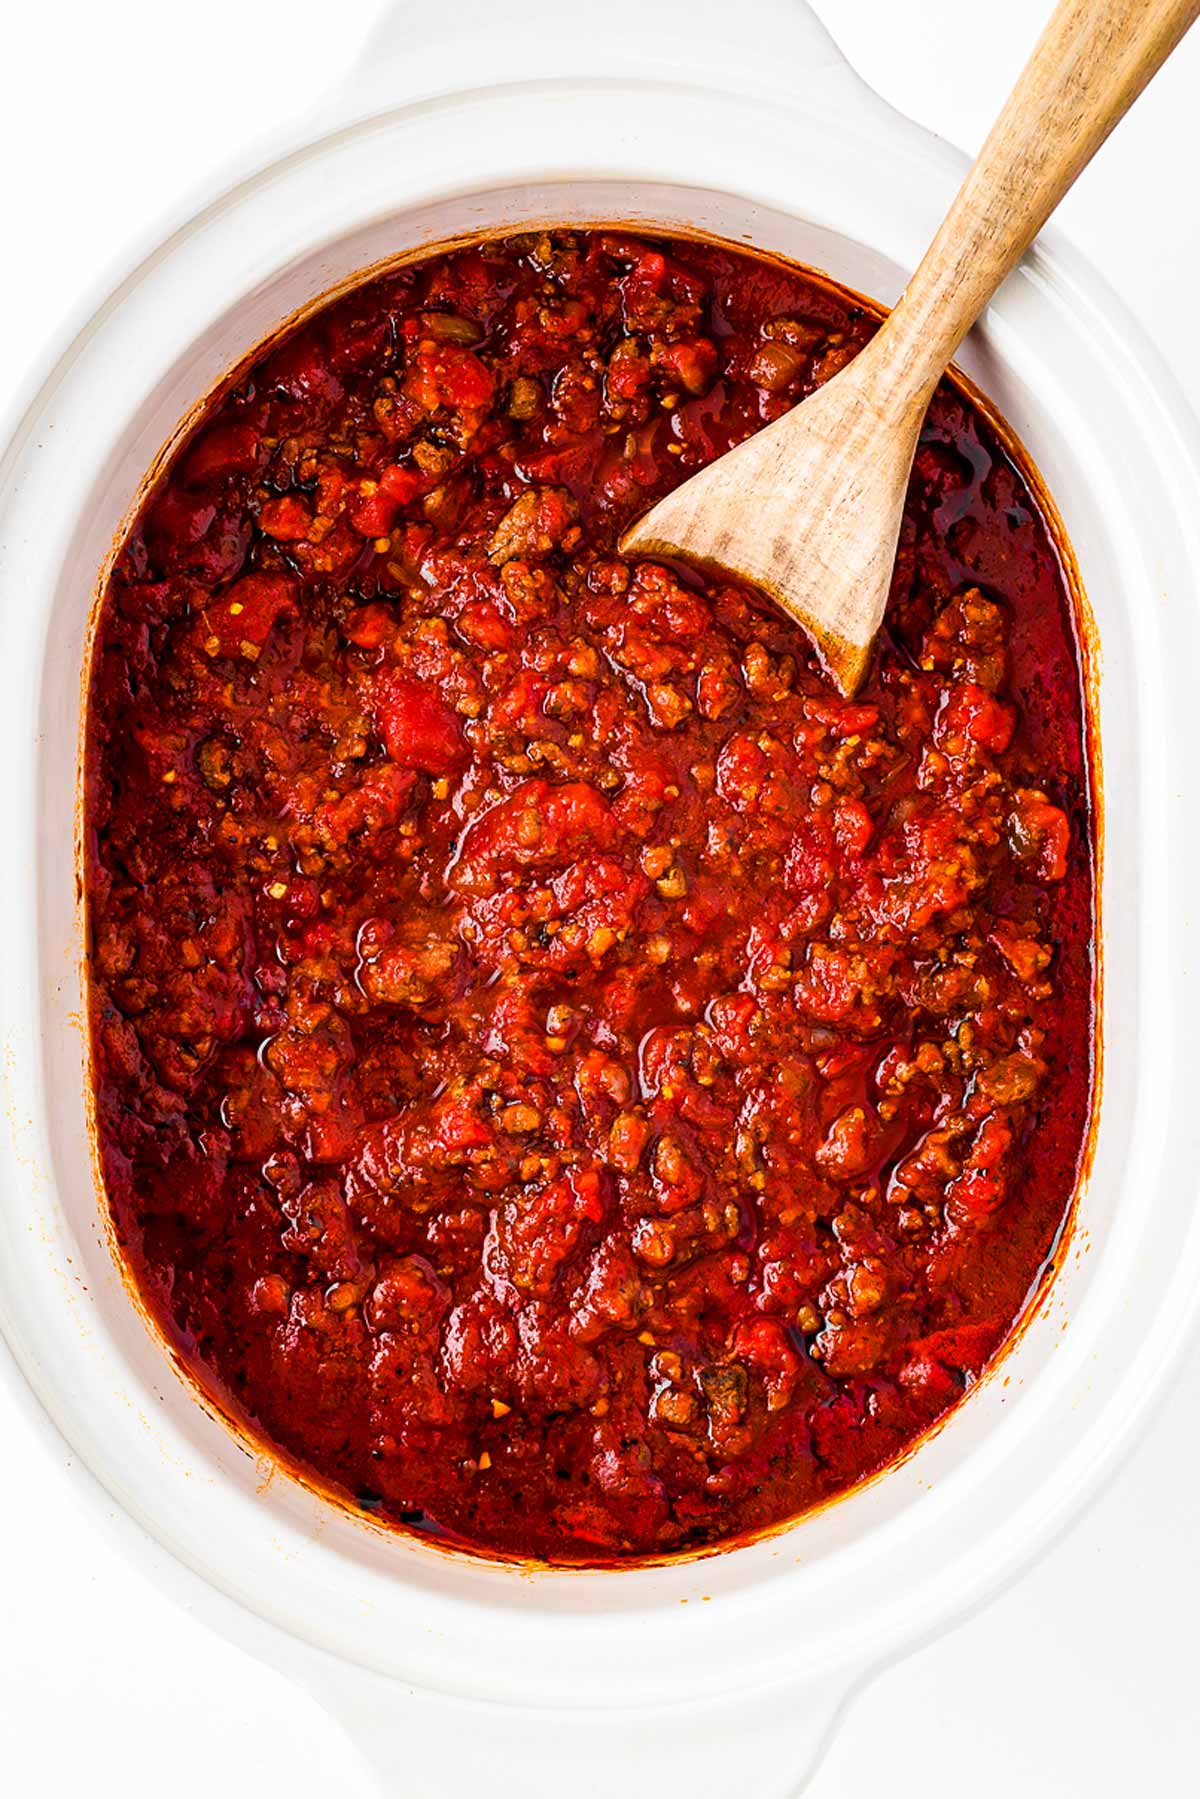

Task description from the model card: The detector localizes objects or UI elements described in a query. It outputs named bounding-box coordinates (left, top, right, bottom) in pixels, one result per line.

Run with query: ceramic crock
left=4, top=2, right=1200, bottom=1792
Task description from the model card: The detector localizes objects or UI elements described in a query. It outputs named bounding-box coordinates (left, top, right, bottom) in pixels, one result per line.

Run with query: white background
left=3, top=2, right=1198, bottom=1793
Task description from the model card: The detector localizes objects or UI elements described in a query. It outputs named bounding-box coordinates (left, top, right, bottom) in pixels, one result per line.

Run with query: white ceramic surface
left=4, top=2, right=1200, bottom=1793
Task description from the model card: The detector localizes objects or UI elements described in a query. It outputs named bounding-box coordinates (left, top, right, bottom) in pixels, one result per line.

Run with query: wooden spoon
left=619, top=0, right=1200, bottom=694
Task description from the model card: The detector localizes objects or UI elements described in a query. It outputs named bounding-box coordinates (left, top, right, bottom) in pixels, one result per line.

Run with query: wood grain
left=621, top=0, right=1200, bottom=693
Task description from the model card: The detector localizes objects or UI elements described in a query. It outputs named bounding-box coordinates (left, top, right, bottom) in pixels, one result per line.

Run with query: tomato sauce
left=85, top=231, right=1094, bottom=1562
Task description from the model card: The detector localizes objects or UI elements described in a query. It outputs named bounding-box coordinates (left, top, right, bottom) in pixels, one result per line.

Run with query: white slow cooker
left=4, top=2, right=1200, bottom=1792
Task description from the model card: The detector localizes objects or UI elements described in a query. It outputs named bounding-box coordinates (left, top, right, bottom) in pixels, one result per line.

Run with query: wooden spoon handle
left=880, top=0, right=1200, bottom=396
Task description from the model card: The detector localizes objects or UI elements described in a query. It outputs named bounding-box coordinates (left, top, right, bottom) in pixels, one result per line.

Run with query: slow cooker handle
left=330, top=0, right=864, bottom=119
left=311, top=1659, right=858, bottom=1799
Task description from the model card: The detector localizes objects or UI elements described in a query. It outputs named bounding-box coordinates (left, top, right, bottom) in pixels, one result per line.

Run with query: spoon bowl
left=620, top=324, right=927, bottom=694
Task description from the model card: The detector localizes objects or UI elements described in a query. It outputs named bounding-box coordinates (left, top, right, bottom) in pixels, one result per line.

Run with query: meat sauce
left=85, top=231, right=1094, bottom=1562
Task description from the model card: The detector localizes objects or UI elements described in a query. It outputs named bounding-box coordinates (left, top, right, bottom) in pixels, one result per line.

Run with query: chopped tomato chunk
left=373, top=672, right=466, bottom=774
left=202, top=573, right=296, bottom=658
